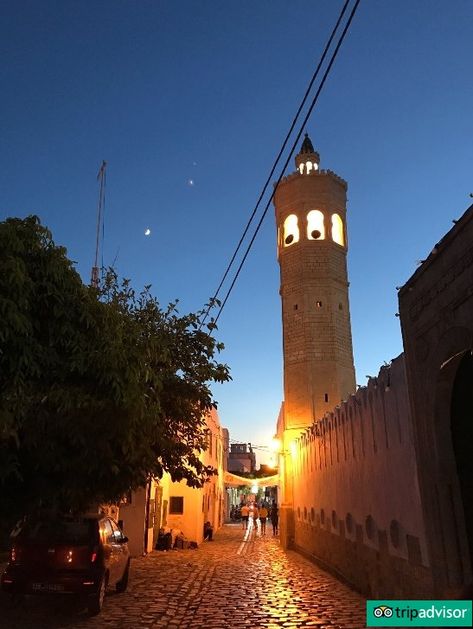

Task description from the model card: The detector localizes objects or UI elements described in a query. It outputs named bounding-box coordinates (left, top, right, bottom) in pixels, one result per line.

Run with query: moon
left=144, top=228, right=151, bottom=236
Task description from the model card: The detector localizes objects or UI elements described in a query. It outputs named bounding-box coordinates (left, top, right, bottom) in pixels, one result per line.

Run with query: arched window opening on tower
left=298, top=161, right=319, bottom=175
left=307, top=210, right=325, bottom=241
left=331, top=213, right=345, bottom=246
left=283, top=214, right=299, bottom=247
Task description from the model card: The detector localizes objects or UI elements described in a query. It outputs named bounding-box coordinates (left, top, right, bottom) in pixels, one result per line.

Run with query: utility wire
left=214, top=0, right=361, bottom=324
left=200, top=0, right=352, bottom=328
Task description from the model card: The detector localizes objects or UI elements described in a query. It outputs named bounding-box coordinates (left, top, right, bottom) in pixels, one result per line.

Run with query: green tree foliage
left=0, top=216, right=230, bottom=523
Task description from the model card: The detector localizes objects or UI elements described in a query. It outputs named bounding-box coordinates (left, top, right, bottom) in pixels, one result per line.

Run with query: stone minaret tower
left=274, top=133, right=356, bottom=431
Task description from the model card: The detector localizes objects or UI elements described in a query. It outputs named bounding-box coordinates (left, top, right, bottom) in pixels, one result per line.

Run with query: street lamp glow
left=271, top=437, right=281, bottom=453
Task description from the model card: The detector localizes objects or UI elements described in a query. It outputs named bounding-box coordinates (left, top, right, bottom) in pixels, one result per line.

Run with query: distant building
left=227, top=442, right=255, bottom=474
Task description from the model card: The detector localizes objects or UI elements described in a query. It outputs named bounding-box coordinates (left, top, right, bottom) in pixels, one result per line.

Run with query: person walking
left=259, top=503, right=268, bottom=536
left=251, top=503, right=259, bottom=534
left=270, top=502, right=279, bottom=536
left=241, top=503, right=250, bottom=530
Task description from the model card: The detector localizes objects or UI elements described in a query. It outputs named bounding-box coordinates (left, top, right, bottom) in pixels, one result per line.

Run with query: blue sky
left=2, top=1, right=472, bottom=462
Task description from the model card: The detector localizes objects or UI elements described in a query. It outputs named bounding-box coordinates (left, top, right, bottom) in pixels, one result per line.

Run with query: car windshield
left=16, top=518, right=97, bottom=544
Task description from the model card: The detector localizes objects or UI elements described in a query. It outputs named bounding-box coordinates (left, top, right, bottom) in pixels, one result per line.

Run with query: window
left=298, top=161, right=319, bottom=174
left=307, top=210, right=325, bottom=240
left=169, top=497, right=184, bottom=515
left=101, top=519, right=114, bottom=543
left=110, top=519, right=124, bottom=543
left=331, top=213, right=344, bottom=246
left=283, top=214, right=299, bottom=246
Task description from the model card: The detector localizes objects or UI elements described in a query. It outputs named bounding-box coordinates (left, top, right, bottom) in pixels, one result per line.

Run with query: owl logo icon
left=373, top=605, right=393, bottom=618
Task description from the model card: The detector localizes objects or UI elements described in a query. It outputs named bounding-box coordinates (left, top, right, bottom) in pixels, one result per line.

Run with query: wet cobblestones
left=0, top=524, right=368, bottom=628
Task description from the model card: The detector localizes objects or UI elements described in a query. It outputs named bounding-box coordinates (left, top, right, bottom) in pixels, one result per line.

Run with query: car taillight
left=10, top=546, right=18, bottom=563
left=66, top=549, right=73, bottom=564
left=90, top=546, right=98, bottom=563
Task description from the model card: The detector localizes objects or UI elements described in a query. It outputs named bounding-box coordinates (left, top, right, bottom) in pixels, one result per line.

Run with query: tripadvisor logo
left=366, top=600, right=472, bottom=627
left=373, top=605, right=393, bottom=619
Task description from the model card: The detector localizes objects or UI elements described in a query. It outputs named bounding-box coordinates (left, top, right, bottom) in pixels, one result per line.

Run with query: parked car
left=0, top=513, right=130, bottom=615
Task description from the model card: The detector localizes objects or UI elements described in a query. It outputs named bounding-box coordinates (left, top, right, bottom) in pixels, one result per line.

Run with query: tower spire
left=295, top=133, right=320, bottom=174
left=300, top=132, right=315, bottom=153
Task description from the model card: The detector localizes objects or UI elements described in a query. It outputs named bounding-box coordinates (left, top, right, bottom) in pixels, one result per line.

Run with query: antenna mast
left=91, top=160, right=107, bottom=288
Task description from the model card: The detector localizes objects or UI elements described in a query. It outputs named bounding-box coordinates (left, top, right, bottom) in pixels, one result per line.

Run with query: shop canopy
left=223, top=471, right=279, bottom=487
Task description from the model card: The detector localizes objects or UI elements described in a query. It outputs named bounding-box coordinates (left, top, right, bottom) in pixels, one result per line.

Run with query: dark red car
left=0, top=513, right=130, bottom=615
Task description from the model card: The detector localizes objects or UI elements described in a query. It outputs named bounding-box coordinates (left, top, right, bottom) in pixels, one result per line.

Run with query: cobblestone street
left=0, top=524, right=367, bottom=629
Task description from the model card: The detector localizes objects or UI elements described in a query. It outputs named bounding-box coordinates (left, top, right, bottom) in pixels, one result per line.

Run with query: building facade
left=120, top=408, right=226, bottom=556
left=399, top=204, right=473, bottom=597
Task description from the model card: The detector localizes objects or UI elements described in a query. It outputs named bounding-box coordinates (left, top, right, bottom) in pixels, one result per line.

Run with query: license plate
left=32, top=582, right=65, bottom=592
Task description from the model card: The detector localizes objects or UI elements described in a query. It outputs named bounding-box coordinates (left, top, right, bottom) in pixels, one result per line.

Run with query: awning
left=223, top=471, right=279, bottom=487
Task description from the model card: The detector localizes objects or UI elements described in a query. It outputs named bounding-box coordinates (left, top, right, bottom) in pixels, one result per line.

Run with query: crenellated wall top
left=295, top=354, right=404, bottom=446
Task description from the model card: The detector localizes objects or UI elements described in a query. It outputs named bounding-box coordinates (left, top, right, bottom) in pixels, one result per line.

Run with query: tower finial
left=295, top=132, right=320, bottom=174
left=300, top=133, right=315, bottom=154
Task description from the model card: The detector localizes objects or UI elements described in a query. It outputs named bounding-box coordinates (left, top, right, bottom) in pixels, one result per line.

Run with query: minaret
left=274, top=133, right=356, bottom=432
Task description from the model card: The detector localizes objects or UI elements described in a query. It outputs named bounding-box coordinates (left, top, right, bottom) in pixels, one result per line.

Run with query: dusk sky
left=2, top=1, right=472, bottom=461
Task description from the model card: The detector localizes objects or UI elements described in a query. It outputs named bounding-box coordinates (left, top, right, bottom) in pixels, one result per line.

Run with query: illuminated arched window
left=307, top=210, right=325, bottom=240
left=298, top=161, right=319, bottom=175
left=331, top=213, right=345, bottom=246
left=283, top=214, right=299, bottom=247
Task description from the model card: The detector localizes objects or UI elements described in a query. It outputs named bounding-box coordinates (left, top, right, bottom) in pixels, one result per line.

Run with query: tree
left=0, top=216, right=230, bottom=525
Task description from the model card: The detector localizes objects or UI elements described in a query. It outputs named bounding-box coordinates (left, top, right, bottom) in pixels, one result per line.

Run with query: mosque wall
left=399, top=204, right=473, bottom=597
left=289, top=354, right=433, bottom=597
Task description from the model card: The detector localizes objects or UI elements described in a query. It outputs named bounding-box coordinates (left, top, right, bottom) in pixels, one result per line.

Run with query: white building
left=119, top=408, right=226, bottom=556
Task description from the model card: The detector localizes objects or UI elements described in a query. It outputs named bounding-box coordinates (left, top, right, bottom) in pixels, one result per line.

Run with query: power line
left=200, top=0, right=352, bottom=329
left=214, top=0, right=361, bottom=324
